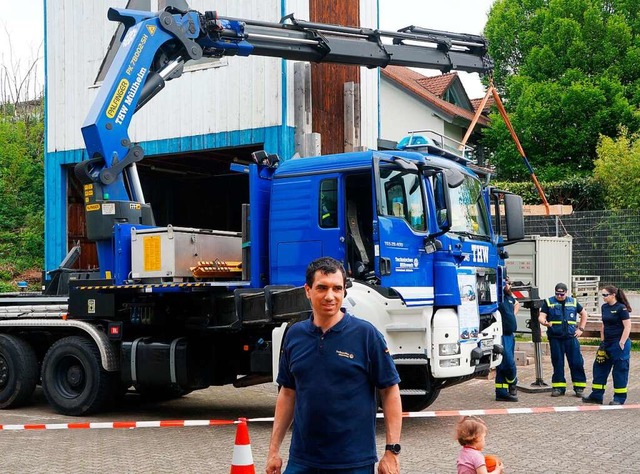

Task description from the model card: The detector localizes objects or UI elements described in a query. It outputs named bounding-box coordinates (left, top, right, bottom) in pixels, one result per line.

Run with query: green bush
left=492, top=175, right=606, bottom=211
left=0, top=103, right=44, bottom=291
left=594, top=128, right=640, bottom=209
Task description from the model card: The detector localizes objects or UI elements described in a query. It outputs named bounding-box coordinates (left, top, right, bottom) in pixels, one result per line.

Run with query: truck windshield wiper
left=452, top=230, right=491, bottom=241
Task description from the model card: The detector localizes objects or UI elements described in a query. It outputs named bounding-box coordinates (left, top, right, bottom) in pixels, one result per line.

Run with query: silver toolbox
left=131, top=225, right=242, bottom=279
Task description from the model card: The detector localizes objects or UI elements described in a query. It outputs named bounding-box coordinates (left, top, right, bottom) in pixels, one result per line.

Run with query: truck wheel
left=42, top=336, right=115, bottom=416
left=0, top=334, right=38, bottom=408
left=397, top=365, right=440, bottom=412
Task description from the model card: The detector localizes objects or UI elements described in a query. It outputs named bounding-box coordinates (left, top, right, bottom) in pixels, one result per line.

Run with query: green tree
left=594, top=127, right=640, bottom=208
left=483, top=0, right=640, bottom=181
left=0, top=102, right=45, bottom=290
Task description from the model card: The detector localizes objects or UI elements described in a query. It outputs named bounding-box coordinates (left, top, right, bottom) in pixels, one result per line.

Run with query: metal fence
left=524, top=210, right=640, bottom=291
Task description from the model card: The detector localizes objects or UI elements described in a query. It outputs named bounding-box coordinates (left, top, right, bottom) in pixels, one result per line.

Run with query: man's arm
left=265, top=387, right=296, bottom=474
left=538, top=310, right=550, bottom=328
left=577, top=308, right=589, bottom=337
left=377, top=384, right=402, bottom=474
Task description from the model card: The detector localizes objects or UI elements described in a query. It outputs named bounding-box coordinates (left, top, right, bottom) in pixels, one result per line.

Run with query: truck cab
left=262, top=146, right=524, bottom=410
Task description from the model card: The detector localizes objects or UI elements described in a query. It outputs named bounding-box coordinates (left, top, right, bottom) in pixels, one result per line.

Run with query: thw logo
left=471, top=245, right=489, bottom=263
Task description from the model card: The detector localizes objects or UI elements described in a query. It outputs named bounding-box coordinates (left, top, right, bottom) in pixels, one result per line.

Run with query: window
left=448, top=175, right=490, bottom=237
left=378, top=168, right=426, bottom=232
left=319, top=179, right=338, bottom=228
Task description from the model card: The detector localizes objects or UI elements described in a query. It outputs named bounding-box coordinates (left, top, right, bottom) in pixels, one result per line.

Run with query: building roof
left=381, top=66, right=489, bottom=127
left=470, top=96, right=496, bottom=114
left=417, top=73, right=457, bottom=96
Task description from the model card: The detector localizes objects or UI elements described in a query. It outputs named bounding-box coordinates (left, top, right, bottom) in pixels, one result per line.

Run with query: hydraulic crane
left=76, top=5, right=494, bottom=276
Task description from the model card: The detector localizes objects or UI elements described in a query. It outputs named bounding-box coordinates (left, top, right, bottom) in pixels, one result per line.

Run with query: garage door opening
left=66, top=144, right=263, bottom=270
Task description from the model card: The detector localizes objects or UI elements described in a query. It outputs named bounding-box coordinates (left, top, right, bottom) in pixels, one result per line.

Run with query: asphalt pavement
left=0, top=344, right=639, bottom=473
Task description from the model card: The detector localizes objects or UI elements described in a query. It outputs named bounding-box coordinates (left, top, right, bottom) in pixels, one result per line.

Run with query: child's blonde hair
left=455, top=415, right=487, bottom=447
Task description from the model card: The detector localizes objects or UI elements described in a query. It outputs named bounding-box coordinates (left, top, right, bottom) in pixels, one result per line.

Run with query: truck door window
left=319, top=178, right=338, bottom=228
left=379, top=169, right=426, bottom=232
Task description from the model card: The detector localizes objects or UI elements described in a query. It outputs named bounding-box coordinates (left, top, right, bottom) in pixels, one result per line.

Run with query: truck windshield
left=444, top=174, right=490, bottom=238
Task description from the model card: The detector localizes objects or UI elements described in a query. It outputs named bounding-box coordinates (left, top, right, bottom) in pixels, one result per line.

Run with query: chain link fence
left=524, top=210, right=640, bottom=291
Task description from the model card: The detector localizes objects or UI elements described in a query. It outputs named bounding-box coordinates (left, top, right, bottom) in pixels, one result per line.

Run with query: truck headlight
left=439, top=343, right=460, bottom=356
left=440, top=359, right=460, bottom=367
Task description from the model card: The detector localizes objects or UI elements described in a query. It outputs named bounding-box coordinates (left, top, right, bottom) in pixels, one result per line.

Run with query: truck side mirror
left=430, top=171, right=452, bottom=237
left=504, top=193, right=525, bottom=242
left=444, top=168, right=464, bottom=188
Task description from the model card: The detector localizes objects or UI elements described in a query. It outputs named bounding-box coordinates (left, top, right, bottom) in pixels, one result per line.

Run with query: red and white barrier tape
left=0, top=419, right=235, bottom=431
left=2, top=404, right=638, bottom=431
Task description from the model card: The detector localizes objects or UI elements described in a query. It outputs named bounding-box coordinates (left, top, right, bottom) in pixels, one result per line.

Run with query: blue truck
left=0, top=5, right=524, bottom=415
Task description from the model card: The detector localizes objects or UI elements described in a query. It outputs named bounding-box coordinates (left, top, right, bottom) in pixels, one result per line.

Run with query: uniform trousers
left=549, top=336, right=587, bottom=392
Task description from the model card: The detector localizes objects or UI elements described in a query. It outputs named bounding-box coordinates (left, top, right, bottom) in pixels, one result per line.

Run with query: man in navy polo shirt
left=265, top=257, right=402, bottom=474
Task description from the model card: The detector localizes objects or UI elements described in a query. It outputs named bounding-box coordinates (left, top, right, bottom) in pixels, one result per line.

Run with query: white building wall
left=46, top=0, right=286, bottom=154
left=47, top=0, right=379, bottom=154
left=359, top=0, right=379, bottom=150
left=379, top=78, right=444, bottom=143
left=284, top=0, right=310, bottom=129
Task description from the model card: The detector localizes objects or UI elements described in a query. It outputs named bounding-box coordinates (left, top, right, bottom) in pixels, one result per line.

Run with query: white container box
left=505, top=235, right=573, bottom=331
left=131, top=225, right=242, bottom=280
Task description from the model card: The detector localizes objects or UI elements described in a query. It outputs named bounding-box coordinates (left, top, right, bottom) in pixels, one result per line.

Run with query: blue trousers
left=588, top=339, right=631, bottom=403
left=495, top=333, right=517, bottom=396
left=549, top=337, right=587, bottom=392
left=284, top=461, right=374, bottom=474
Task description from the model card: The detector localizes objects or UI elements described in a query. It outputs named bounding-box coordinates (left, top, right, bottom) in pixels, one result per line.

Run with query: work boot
left=574, top=388, right=584, bottom=397
left=508, top=385, right=518, bottom=396
left=609, top=400, right=623, bottom=406
left=551, top=389, right=565, bottom=397
left=582, top=396, right=603, bottom=405
left=496, top=394, right=518, bottom=402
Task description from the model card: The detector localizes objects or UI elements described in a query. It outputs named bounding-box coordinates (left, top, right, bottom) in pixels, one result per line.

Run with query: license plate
left=481, top=338, right=493, bottom=350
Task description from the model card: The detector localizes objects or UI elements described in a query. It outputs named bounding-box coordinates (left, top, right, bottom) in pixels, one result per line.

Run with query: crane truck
left=0, top=5, right=525, bottom=415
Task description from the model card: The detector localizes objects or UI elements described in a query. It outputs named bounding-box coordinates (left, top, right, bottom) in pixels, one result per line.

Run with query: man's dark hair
left=305, top=257, right=347, bottom=288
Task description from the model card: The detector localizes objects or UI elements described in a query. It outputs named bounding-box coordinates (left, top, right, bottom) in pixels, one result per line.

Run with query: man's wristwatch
left=385, top=443, right=401, bottom=455
left=578, top=327, right=585, bottom=331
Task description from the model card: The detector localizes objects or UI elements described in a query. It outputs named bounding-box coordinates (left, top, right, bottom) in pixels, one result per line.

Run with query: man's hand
left=265, top=452, right=283, bottom=474
left=378, top=450, right=400, bottom=474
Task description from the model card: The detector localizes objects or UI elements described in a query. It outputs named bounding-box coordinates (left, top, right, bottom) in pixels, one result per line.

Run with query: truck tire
left=0, top=334, right=38, bottom=408
left=397, top=365, right=440, bottom=412
left=42, top=336, right=116, bottom=416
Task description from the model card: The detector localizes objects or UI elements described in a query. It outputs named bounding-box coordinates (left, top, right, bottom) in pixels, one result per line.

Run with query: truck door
left=372, top=155, right=434, bottom=305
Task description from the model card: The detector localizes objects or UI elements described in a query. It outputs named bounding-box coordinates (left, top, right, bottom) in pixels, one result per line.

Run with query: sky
left=0, top=0, right=495, bottom=100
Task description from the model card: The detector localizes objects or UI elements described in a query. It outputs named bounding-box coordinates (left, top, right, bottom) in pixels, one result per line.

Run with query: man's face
left=304, top=270, right=345, bottom=319
left=555, top=289, right=567, bottom=301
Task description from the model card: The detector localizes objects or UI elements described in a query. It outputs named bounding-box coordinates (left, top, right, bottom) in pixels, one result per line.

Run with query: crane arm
left=75, top=5, right=494, bottom=276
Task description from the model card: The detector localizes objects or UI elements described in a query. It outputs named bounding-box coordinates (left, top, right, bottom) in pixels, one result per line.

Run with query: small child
left=456, top=416, right=504, bottom=474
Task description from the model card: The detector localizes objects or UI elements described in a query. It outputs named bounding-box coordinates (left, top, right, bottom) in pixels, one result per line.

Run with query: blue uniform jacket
left=542, top=296, right=583, bottom=339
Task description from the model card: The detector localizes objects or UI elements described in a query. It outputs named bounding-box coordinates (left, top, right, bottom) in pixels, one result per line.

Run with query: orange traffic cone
left=230, top=418, right=255, bottom=474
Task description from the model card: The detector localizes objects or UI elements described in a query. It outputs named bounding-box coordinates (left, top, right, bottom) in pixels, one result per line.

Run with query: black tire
left=42, top=336, right=116, bottom=416
left=0, top=334, right=38, bottom=408
left=397, top=365, right=440, bottom=412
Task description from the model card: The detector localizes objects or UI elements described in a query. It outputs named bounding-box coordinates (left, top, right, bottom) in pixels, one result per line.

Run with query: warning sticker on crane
left=143, top=236, right=162, bottom=272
